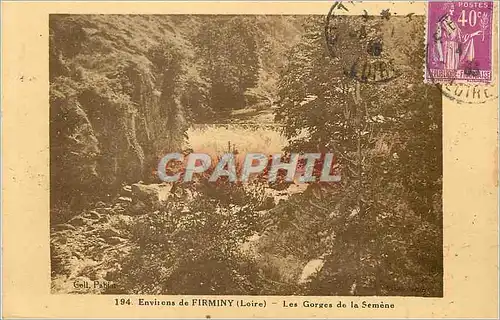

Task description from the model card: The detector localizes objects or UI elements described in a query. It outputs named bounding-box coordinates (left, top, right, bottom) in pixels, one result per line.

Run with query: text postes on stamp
left=426, top=0, right=493, bottom=84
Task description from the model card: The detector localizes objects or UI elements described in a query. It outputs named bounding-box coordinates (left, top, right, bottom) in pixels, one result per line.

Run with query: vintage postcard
left=1, top=1, right=498, bottom=319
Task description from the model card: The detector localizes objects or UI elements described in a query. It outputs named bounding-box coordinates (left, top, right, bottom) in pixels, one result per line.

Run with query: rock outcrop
left=49, top=15, right=192, bottom=214
left=131, top=183, right=173, bottom=205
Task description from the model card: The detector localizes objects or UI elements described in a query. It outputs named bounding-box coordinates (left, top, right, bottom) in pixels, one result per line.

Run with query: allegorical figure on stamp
left=434, top=2, right=483, bottom=70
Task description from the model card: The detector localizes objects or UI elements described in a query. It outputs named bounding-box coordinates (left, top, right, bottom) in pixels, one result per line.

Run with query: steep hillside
left=50, top=14, right=304, bottom=217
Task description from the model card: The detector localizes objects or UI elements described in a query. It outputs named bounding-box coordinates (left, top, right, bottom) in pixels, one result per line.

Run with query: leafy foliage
left=112, top=183, right=268, bottom=295
left=193, top=17, right=260, bottom=114
left=274, top=16, right=443, bottom=296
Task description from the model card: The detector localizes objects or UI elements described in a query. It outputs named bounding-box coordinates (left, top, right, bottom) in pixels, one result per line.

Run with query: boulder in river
left=127, top=200, right=147, bottom=215
left=53, top=223, right=77, bottom=232
left=117, top=196, right=132, bottom=204
left=106, top=236, right=125, bottom=245
left=122, top=185, right=132, bottom=196
left=297, top=258, right=325, bottom=285
left=68, top=216, right=88, bottom=227
left=98, top=216, right=110, bottom=223
left=95, top=201, right=107, bottom=208
left=86, top=210, right=101, bottom=220
left=96, top=207, right=113, bottom=215
left=131, top=183, right=172, bottom=206
left=99, top=227, right=121, bottom=238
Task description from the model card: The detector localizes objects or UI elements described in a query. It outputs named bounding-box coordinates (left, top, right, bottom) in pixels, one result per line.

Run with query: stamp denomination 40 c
left=426, top=0, right=493, bottom=84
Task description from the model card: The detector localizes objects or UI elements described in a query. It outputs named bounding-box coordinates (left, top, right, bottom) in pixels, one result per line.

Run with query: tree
left=194, top=17, right=260, bottom=114
left=148, top=41, right=189, bottom=152
left=274, top=16, right=442, bottom=296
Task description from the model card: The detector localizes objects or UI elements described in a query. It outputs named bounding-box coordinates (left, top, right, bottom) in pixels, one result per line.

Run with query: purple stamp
left=426, top=0, right=493, bottom=84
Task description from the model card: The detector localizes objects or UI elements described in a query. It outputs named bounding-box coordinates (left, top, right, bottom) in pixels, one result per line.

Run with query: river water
left=187, top=123, right=287, bottom=156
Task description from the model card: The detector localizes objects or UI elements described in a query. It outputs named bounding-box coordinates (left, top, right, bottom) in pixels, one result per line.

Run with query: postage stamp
left=426, top=0, right=493, bottom=84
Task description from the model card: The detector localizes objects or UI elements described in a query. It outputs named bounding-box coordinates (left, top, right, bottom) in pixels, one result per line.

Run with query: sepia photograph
left=48, top=13, right=443, bottom=297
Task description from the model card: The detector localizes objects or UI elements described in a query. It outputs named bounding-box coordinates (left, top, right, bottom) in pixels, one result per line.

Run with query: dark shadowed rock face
left=49, top=16, right=185, bottom=213
left=50, top=95, right=101, bottom=211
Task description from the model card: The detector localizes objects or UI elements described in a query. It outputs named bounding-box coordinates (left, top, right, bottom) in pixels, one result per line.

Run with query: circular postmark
left=324, top=2, right=401, bottom=84
left=425, top=44, right=498, bottom=105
